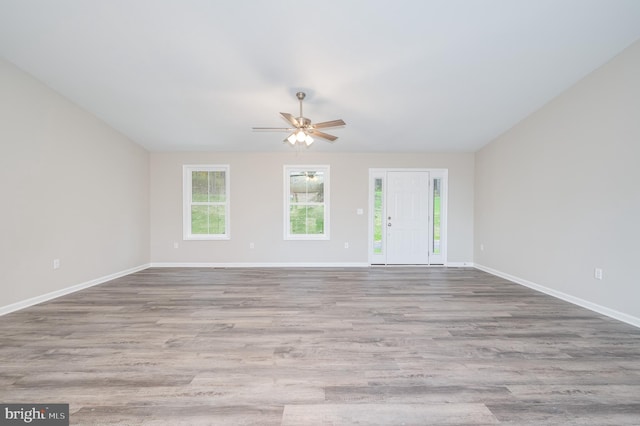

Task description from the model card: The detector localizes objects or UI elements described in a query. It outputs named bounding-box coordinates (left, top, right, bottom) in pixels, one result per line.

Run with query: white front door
left=386, top=171, right=430, bottom=264
left=369, top=168, right=447, bottom=265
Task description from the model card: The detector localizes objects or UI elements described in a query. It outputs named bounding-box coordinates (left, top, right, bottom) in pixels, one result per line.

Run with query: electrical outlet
left=53, top=259, right=60, bottom=270
left=480, top=243, right=484, bottom=251
left=249, top=242, right=255, bottom=249
left=173, top=242, right=179, bottom=249
left=594, top=268, right=603, bottom=280
left=344, top=242, right=349, bottom=249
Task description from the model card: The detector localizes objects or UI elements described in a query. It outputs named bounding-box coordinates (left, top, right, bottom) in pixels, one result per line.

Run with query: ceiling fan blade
left=252, top=127, right=292, bottom=131
left=312, top=119, right=346, bottom=129
left=280, top=112, right=300, bottom=128
left=310, top=130, right=338, bottom=142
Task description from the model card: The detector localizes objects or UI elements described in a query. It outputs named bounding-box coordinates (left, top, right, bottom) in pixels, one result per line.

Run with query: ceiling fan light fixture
left=252, top=91, right=345, bottom=147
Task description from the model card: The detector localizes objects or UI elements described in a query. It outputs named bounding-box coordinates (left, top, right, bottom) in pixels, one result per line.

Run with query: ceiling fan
left=252, top=92, right=346, bottom=146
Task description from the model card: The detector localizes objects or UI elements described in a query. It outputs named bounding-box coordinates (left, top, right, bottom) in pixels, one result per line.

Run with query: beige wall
left=0, top=59, right=150, bottom=310
left=475, top=40, right=640, bottom=323
left=150, top=151, right=474, bottom=265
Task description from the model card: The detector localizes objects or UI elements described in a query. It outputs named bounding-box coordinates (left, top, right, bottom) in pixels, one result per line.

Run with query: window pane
left=433, top=178, right=441, bottom=255
left=289, top=172, right=324, bottom=203
left=373, top=178, right=383, bottom=254
left=192, top=171, right=210, bottom=202
left=191, top=205, right=225, bottom=235
left=193, top=171, right=226, bottom=202
left=289, top=205, right=324, bottom=235
left=208, top=171, right=226, bottom=202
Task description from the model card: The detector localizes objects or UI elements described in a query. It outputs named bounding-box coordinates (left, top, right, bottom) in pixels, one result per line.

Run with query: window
left=432, top=177, right=442, bottom=255
left=284, top=165, right=329, bottom=240
left=183, top=165, right=230, bottom=240
left=373, top=177, right=384, bottom=255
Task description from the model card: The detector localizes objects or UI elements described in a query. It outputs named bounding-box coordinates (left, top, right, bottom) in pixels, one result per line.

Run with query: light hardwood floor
left=1, top=267, right=639, bottom=425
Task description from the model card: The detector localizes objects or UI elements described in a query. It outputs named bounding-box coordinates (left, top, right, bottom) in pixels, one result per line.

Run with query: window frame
left=183, top=164, right=230, bottom=240
left=283, top=165, right=330, bottom=240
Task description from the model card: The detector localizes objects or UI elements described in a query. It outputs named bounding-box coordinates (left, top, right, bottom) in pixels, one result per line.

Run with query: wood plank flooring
left=1, top=267, right=639, bottom=425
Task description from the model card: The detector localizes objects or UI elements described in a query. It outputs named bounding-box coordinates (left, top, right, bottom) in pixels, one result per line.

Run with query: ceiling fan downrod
left=296, top=91, right=306, bottom=122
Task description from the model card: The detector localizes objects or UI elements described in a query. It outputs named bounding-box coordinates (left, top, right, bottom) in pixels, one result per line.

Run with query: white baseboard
left=475, top=264, right=640, bottom=329
left=446, top=262, right=474, bottom=267
left=149, top=262, right=371, bottom=268
left=151, top=262, right=474, bottom=268
left=0, top=263, right=151, bottom=317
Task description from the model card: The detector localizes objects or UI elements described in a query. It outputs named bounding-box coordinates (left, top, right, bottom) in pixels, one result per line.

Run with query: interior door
left=385, top=171, right=430, bottom=264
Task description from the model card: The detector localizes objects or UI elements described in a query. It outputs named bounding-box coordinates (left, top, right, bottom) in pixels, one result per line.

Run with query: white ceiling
left=1, top=0, right=640, bottom=152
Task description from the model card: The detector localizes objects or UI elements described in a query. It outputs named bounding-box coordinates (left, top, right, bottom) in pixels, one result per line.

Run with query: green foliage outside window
left=290, top=205, right=324, bottom=235
left=433, top=179, right=441, bottom=254
left=190, top=170, right=227, bottom=235
left=287, top=169, right=327, bottom=237
left=373, top=179, right=383, bottom=254
left=191, top=205, right=226, bottom=235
